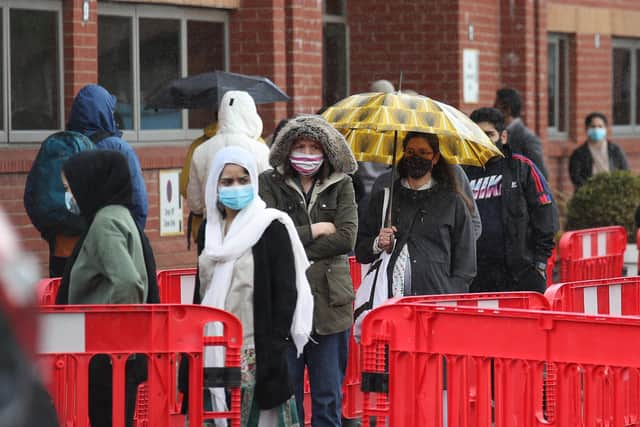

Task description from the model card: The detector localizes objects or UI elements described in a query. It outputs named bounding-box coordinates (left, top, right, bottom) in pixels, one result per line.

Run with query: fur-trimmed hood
left=269, top=115, right=357, bottom=174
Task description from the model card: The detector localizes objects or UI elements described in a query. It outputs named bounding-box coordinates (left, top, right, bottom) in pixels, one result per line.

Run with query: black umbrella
left=145, top=70, right=289, bottom=109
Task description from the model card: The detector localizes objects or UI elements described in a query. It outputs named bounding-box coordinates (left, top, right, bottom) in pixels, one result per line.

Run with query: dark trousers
left=89, top=355, right=146, bottom=427
left=287, top=330, right=349, bottom=427
left=471, top=261, right=546, bottom=293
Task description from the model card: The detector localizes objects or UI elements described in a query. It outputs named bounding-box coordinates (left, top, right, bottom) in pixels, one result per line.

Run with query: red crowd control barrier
left=38, top=277, right=61, bottom=305
left=342, top=256, right=364, bottom=420
left=37, top=304, right=243, bottom=427
left=558, top=226, right=627, bottom=282
left=545, top=276, right=640, bottom=316
left=156, top=268, right=198, bottom=304
left=359, top=301, right=640, bottom=427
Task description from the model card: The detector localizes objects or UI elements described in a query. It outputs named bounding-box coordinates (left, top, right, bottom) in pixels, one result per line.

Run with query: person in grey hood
left=356, top=131, right=476, bottom=296
left=67, top=84, right=148, bottom=229
left=259, top=115, right=358, bottom=427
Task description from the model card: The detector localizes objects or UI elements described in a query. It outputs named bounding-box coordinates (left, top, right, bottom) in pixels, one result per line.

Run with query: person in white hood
left=187, top=90, right=269, bottom=217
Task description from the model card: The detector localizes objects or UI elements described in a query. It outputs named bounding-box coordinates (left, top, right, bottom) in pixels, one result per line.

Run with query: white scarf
left=200, top=146, right=314, bottom=422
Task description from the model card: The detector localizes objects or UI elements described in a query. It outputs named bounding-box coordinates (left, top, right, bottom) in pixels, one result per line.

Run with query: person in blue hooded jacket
left=67, top=84, right=148, bottom=229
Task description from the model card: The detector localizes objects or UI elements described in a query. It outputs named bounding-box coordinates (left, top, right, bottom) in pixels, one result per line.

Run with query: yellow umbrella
left=321, top=91, right=501, bottom=167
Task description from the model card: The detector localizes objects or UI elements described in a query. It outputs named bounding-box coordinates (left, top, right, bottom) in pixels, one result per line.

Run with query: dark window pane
left=323, top=22, right=347, bottom=108
left=324, top=0, right=345, bottom=16
left=11, top=9, right=59, bottom=130
left=98, top=16, right=133, bottom=130
left=547, top=42, right=556, bottom=128
left=187, top=20, right=225, bottom=129
left=140, top=18, right=181, bottom=130
left=612, top=47, right=631, bottom=125
left=558, top=39, right=567, bottom=132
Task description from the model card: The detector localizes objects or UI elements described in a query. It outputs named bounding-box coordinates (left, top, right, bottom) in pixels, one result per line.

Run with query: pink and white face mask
left=289, top=151, right=325, bottom=176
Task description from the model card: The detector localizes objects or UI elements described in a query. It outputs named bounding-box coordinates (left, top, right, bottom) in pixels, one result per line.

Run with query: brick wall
left=348, top=0, right=462, bottom=104
left=285, top=0, right=323, bottom=116
left=229, top=0, right=289, bottom=134
left=63, top=0, right=98, bottom=115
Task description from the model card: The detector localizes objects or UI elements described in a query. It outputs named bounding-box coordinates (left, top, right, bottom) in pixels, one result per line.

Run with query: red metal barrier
left=37, top=304, right=242, bottom=427
left=359, top=301, right=640, bottom=426
left=558, top=226, right=627, bottom=282
left=156, top=268, right=198, bottom=304
left=38, top=278, right=61, bottom=305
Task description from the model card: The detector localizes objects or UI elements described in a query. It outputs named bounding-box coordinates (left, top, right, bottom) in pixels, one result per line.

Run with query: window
left=547, top=34, right=569, bottom=137
left=99, top=4, right=228, bottom=142
left=323, top=0, right=348, bottom=109
left=611, top=38, right=640, bottom=133
left=0, top=1, right=63, bottom=143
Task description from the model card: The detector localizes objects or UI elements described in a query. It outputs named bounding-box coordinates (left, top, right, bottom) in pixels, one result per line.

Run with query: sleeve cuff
left=372, top=237, right=382, bottom=255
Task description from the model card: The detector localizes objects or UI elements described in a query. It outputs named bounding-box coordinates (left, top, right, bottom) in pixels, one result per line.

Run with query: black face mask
left=398, top=155, right=433, bottom=179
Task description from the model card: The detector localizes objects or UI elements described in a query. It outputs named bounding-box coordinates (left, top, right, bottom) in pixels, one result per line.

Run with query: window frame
left=611, top=38, right=639, bottom=136
left=322, top=5, right=350, bottom=108
left=547, top=33, right=569, bottom=140
left=3, top=0, right=64, bottom=144
left=99, top=3, right=229, bottom=143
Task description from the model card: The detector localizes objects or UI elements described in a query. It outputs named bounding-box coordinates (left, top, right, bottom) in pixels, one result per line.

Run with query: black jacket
left=569, top=141, right=629, bottom=189
left=464, top=146, right=558, bottom=274
left=356, top=180, right=476, bottom=295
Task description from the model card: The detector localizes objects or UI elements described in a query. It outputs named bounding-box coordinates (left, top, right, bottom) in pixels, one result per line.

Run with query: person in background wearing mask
left=569, top=112, right=629, bottom=190
left=259, top=115, right=358, bottom=427
left=465, top=108, right=557, bottom=293
left=494, top=88, right=549, bottom=179
left=198, top=146, right=313, bottom=427
left=356, top=131, right=476, bottom=297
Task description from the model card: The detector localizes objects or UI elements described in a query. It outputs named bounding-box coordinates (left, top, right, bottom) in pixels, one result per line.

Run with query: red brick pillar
left=63, top=0, right=98, bottom=120
left=499, top=0, right=547, bottom=136
left=285, top=0, right=323, bottom=116
left=229, top=0, right=288, bottom=135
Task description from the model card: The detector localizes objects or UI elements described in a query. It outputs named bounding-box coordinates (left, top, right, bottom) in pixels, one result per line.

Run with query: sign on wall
left=159, top=169, right=183, bottom=237
left=463, top=49, right=479, bottom=104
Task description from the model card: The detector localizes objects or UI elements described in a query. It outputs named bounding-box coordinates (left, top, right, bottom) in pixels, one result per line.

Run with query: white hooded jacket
left=187, top=90, right=269, bottom=215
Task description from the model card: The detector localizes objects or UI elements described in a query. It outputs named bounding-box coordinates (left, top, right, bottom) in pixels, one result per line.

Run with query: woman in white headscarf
left=199, top=145, right=313, bottom=427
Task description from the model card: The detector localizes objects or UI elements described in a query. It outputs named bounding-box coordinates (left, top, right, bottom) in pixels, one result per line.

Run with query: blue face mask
left=218, top=185, right=254, bottom=211
left=65, top=191, right=80, bottom=215
left=587, top=127, right=607, bottom=142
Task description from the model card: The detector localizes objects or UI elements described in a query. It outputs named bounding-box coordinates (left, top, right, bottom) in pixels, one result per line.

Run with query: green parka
left=259, top=115, right=358, bottom=335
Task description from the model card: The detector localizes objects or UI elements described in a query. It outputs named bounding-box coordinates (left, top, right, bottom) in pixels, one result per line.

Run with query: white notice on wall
left=463, top=49, right=479, bottom=104
left=159, top=169, right=183, bottom=237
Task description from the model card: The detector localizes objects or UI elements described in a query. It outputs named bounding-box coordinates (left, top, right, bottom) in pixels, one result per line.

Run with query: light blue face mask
left=65, top=191, right=80, bottom=215
left=587, top=127, right=607, bottom=142
left=218, top=185, right=254, bottom=211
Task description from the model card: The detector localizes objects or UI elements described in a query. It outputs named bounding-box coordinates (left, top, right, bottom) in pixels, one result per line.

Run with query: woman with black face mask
left=355, top=131, right=477, bottom=296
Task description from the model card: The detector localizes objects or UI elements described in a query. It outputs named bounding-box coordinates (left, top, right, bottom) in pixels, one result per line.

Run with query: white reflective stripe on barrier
left=180, top=275, right=196, bottom=304
left=582, top=234, right=591, bottom=259
left=477, top=300, right=499, bottom=309
left=38, top=312, right=86, bottom=354
left=609, top=284, right=622, bottom=316
left=435, top=301, right=457, bottom=307
left=583, top=286, right=598, bottom=315
left=597, top=232, right=607, bottom=256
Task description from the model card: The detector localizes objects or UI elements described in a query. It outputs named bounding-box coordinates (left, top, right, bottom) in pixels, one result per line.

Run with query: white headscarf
left=200, top=145, right=314, bottom=422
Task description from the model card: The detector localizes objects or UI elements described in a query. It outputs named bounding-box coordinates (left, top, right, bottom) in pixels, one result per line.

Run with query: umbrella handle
left=387, top=130, right=398, bottom=227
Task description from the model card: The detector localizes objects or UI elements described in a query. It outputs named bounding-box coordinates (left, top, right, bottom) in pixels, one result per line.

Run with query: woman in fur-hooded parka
left=258, top=115, right=358, bottom=426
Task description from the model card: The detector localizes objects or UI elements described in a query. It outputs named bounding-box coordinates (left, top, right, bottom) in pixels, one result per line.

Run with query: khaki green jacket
left=259, top=169, right=358, bottom=335
left=69, top=205, right=148, bottom=304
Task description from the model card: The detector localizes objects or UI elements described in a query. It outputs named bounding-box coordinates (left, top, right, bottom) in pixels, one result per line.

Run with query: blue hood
left=67, top=84, right=122, bottom=138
